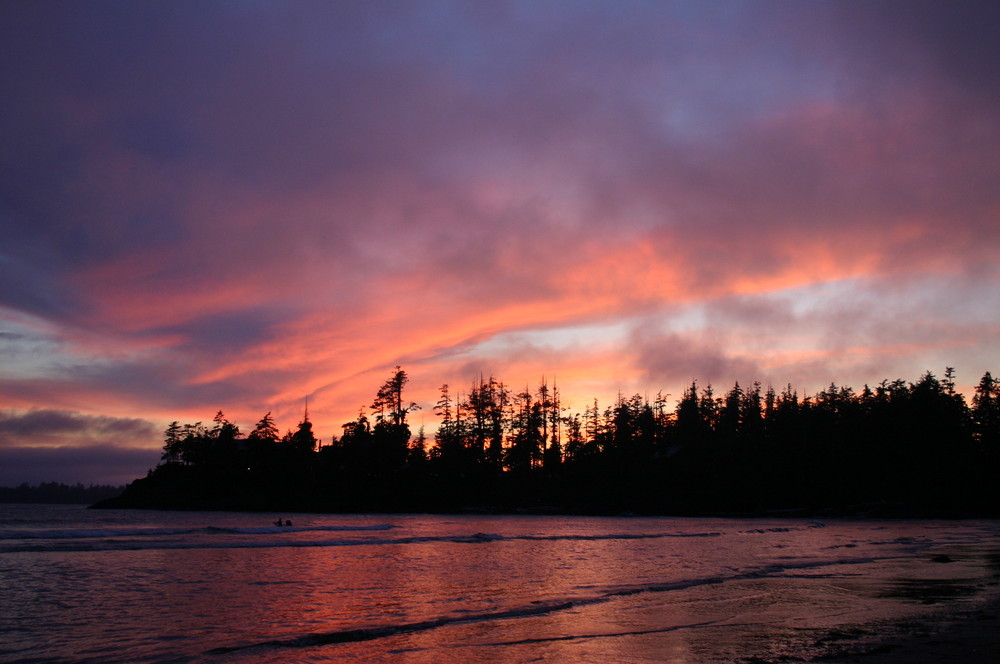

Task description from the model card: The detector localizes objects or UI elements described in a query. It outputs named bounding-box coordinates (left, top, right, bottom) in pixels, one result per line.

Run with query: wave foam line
left=205, top=555, right=894, bottom=656
left=0, top=523, right=397, bottom=541
left=478, top=618, right=740, bottom=646
left=207, top=600, right=577, bottom=655
left=0, top=529, right=722, bottom=554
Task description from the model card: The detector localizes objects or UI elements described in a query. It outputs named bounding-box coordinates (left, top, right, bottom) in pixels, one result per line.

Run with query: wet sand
left=807, top=598, right=1000, bottom=664
left=730, top=583, right=1000, bottom=664
left=731, top=542, right=1000, bottom=664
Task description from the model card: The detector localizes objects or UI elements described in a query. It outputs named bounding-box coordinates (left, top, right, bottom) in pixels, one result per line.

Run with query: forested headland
left=94, top=367, right=1000, bottom=517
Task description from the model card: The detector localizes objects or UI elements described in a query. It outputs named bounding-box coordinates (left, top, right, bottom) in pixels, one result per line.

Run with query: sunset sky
left=2, top=1, right=998, bottom=486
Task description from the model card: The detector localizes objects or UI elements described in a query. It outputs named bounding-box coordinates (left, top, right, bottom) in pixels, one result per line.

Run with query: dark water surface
left=1, top=505, right=997, bottom=663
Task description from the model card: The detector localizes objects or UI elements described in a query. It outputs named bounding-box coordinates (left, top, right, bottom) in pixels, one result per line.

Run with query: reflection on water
left=0, top=505, right=997, bottom=663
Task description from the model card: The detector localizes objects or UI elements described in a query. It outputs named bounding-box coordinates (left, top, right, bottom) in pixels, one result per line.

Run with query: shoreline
left=807, top=596, right=1000, bottom=663
left=734, top=539, right=1000, bottom=664
left=790, top=572, right=1000, bottom=664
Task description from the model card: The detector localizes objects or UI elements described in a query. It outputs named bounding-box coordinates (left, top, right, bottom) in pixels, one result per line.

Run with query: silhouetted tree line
left=1, top=482, right=125, bottom=504
left=96, top=367, right=1000, bottom=516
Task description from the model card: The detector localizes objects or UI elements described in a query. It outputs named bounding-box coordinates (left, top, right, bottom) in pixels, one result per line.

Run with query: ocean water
left=0, top=505, right=997, bottom=663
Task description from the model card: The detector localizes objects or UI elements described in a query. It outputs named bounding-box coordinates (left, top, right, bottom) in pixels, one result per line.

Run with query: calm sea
left=0, top=504, right=997, bottom=663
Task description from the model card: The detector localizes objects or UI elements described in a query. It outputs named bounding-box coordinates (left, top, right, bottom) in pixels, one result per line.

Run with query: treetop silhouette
left=96, top=366, right=999, bottom=516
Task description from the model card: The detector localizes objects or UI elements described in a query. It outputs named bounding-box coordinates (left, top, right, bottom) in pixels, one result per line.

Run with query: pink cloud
left=3, top=2, right=999, bottom=481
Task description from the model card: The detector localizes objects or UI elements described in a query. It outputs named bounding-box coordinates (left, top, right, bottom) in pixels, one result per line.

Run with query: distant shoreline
left=0, top=482, right=125, bottom=505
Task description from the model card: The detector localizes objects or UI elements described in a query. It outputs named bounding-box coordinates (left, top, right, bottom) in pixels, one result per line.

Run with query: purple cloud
left=1, top=1, right=998, bottom=483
